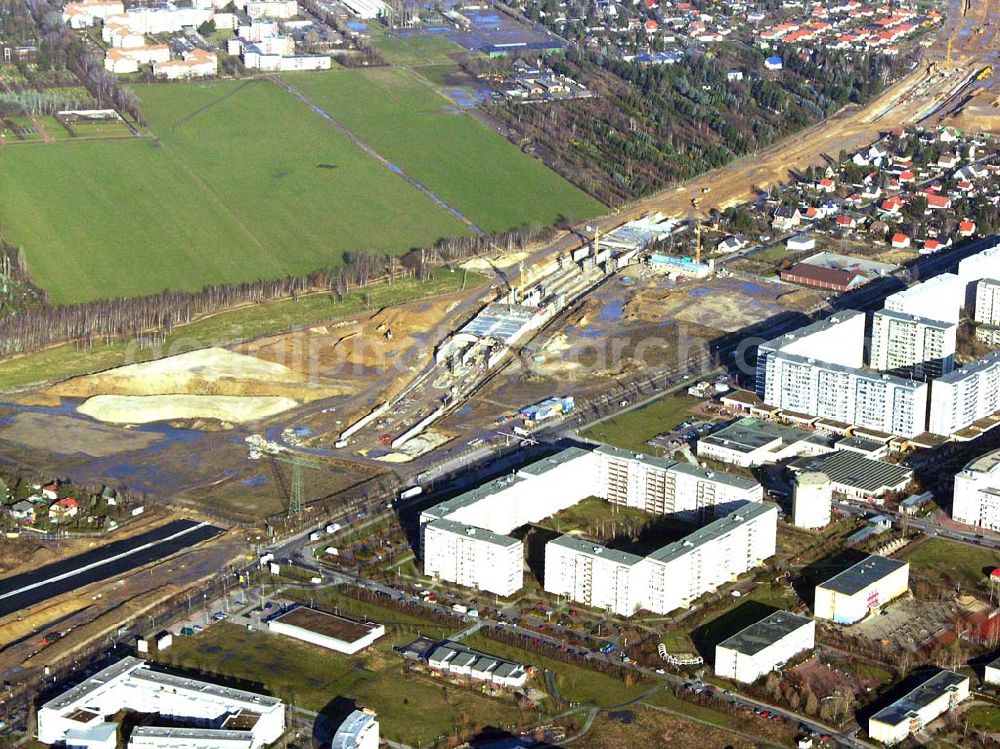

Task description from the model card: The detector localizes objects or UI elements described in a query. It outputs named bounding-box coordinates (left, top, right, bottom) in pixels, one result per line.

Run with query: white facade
left=595, top=445, right=762, bottom=516
left=756, top=312, right=866, bottom=395
left=869, top=671, right=969, bottom=746
left=952, top=449, right=1000, bottom=531
left=714, top=611, right=815, bottom=683
left=985, top=657, right=1000, bottom=686
left=544, top=538, right=646, bottom=616
left=696, top=418, right=833, bottom=468
left=762, top=352, right=928, bottom=437
left=974, top=278, right=1000, bottom=326
left=421, top=446, right=761, bottom=599
left=870, top=309, right=956, bottom=380
left=545, top=503, right=779, bottom=616
left=244, top=0, right=299, bottom=18
left=37, top=658, right=284, bottom=749
left=928, top=350, right=1000, bottom=436
left=814, top=556, right=909, bottom=624
left=340, top=0, right=390, bottom=19
left=153, top=50, right=217, bottom=79
left=423, top=519, right=523, bottom=596
left=884, top=273, right=965, bottom=325
left=267, top=607, right=385, bottom=655
left=129, top=727, right=254, bottom=749
left=792, top=471, right=832, bottom=529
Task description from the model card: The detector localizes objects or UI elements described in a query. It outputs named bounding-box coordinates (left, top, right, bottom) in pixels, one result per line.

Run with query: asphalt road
left=0, top=520, right=223, bottom=617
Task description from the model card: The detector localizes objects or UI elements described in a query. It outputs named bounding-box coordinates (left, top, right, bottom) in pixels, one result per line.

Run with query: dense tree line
left=479, top=43, right=916, bottom=205
left=0, top=224, right=557, bottom=358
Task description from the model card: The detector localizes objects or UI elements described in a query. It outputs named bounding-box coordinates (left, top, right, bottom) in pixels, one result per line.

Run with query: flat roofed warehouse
left=789, top=450, right=912, bottom=499
left=814, top=555, right=909, bottom=624
left=696, top=417, right=834, bottom=467
left=268, top=606, right=386, bottom=655
left=714, top=610, right=816, bottom=684
left=869, top=670, right=969, bottom=746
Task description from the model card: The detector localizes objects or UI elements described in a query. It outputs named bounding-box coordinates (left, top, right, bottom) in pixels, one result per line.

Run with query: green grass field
left=583, top=393, right=706, bottom=455
left=0, top=79, right=468, bottom=303
left=963, top=705, right=1000, bottom=732
left=160, top=622, right=534, bottom=746
left=903, top=538, right=1000, bottom=589
left=289, top=68, right=604, bottom=233
left=370, top=32, right=466, bottom=66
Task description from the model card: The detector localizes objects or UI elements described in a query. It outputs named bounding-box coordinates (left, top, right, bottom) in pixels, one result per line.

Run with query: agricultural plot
left=0, top=79, right=468, bottom=303
left=289, top=68, right=605, bottom=233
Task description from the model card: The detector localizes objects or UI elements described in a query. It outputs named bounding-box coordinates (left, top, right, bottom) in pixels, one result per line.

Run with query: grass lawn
left=159, top=623, right=533, bottom=746
left=963, top=705, right=1000, bottom=732
left=0, top=79, right=468, bottom=303
left=460, top=632, right=649, bottom=707
left=0, top=267, right=486, bottom=392
left=582, top=393, right=705, bottom=455
left=288, top=68, right=604, bottom=233
left=370, top=32, right=467, bottom=66
left=903, top=538, right=1000, bottom=589
left=536, top=496, right=651, bottom=538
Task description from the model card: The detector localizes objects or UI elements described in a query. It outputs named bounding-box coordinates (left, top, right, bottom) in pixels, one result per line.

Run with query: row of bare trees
left=0, top=224, right=557, bottom=359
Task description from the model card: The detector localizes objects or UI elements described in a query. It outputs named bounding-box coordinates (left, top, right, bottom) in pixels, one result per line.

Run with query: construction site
left=0, top=0, right=996, bottom=717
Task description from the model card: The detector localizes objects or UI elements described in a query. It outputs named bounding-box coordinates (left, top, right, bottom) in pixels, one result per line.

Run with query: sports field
left=289, top=68, right=605, bottom=233
left=0, top=79, right=468, bottom=303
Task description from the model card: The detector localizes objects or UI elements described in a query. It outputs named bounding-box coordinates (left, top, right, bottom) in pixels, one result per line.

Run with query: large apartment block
left=594, top=444, right=762, bottom=516
left=928, top=350, right=1000, bottom=436
left=974, top=278, right=1000, bottom=326
left=762, top=352, right=928, bottom=437
left=420, top=445, right=762, bottom=598
left=869, top=309, right=956, bottom=381
left=544, top=503, right=778, bottom=616
left=952, top=448, right=1000, bottom=531
left=423, top=519, right=524, bottom=597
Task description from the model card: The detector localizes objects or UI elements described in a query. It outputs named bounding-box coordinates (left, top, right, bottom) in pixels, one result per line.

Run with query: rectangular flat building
left=929, top=350, right=1000, bottom=436
left=423, top=519, right=522, bottom=597
left=814, top=555, right=909, bottom=624
left=869, top=670, right=969, bottom=746
left=714, top=611, right=815, bottom=684
left=268, top=606, right=385, bottom=655
left=696, top=417, right=834, bottom=467
left=788, top=450, right=913, bottom=501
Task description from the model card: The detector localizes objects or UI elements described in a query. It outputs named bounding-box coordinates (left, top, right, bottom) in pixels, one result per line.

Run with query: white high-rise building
left=755, top=311, right=866, bottom=396
left=952, top=449, right=1000, bottom=531
left=544, top=538, right=647, bottom=616
left=870, top=309, right=956, bottom=380
left=884, top=273, right=965, bottom=324
left=762, top=353, right=928, bottom=437
left=959, top=241, right=1000, bottom=311
left=792, top=471, right=832, bottom=529
left=423, top=519, right=523, bottom=597
left=714, top=611, right=815, bottom=684
left=974, top=278, right=1000, bottom=326
left=420, top=446, right=762, bottom=598
left=928, top=350, right=1000, bottom=435
left=595, top=444, right=763, bottom=516
left=544, top=503, right=778, bottom=616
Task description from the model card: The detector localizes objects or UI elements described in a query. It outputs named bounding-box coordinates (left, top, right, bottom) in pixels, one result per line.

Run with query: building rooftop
left=422, top=474, right=526, bottom=520
left=717, top=610, right=813, bottom=657
left=331, top=709, right=378, bottom=749
left=43, top=656, right=142, bottom=711
left=670, top=461, right=761, bottom=490
left=759, top=310, right=865, bottom=354
left=699, top=417, right=831, bottom=455
left=874, top=307, right=956, bottom=330
left=963, top=448, right=1000, bottom=476
left=835, top=436, right=885, bottom=454
left=818, top=555, right=908, bottom=596
left=517, top=446, right=593, bottom=476
left=938, top=350, right=1000, bottom=385
left=594, top=443, right=675, bottom=470
left=131, top=667, right=282, bottom=708
left=548, top=535, right=645, bottom=566
left=789, top=450, right=912, bottom=494
left=130, top=726, right=255, bottom=742
left=646, top=502, right=777, bottom=565
left=870, top=670, right=967, bottom=727
left=425, top=518, right=520, bottom=549
left=271, top=606, right=379, bottom=643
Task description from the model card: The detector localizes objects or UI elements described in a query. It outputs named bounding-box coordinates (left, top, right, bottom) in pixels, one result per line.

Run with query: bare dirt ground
left=0, top=410, right=163, bottom=457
